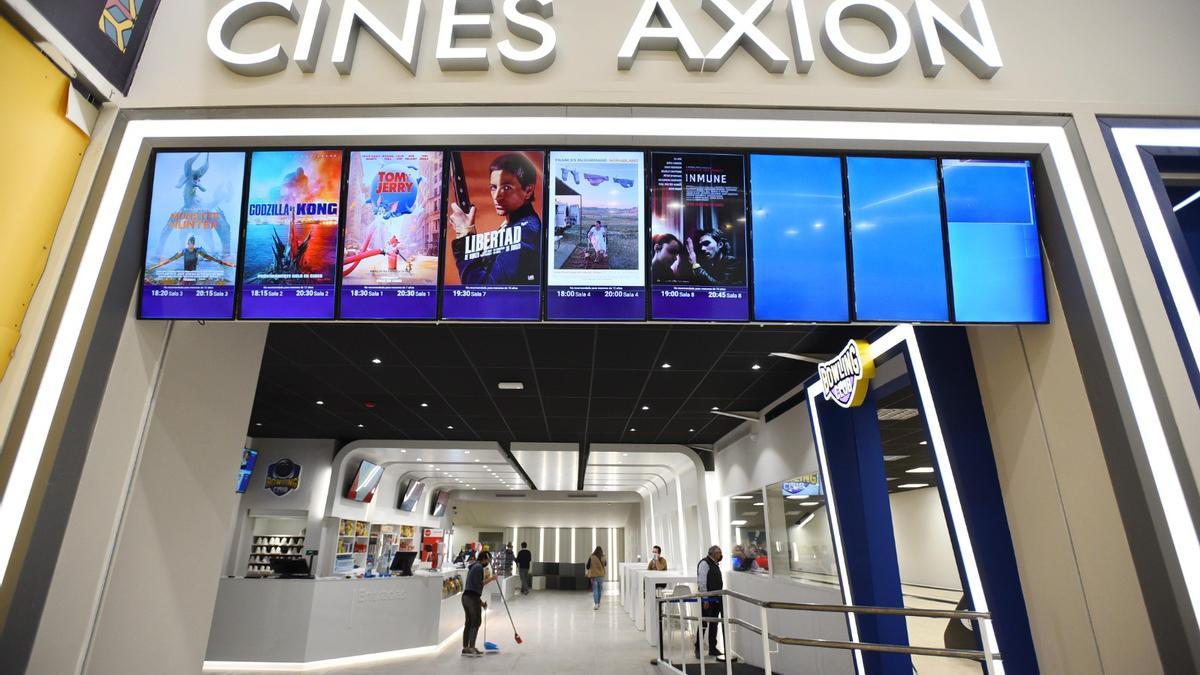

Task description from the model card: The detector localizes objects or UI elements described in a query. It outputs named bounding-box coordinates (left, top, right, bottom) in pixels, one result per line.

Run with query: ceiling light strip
left=0, top=116, right=1183, bottom=631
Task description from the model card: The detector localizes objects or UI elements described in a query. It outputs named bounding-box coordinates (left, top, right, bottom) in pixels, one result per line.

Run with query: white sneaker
left=593, top=603, right=599, bottom=610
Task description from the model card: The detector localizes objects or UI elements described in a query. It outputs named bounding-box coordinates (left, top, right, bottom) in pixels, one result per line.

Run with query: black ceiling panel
left=249, top=323, right=874, bottom=450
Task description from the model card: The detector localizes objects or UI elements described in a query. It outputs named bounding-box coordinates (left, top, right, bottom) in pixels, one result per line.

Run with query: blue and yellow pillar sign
left=818, top=340, right=875, bottom=408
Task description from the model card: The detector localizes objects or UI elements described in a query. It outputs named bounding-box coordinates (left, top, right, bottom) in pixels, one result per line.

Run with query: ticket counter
left=205, top=571, right=465, bottom=666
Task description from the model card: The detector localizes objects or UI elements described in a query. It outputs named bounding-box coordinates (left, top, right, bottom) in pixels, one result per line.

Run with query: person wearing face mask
left=695, top=545, right=725, bottom=660
left=461, top=551, right=495, bottom=657
left=647, top=545, right=668, bottom=571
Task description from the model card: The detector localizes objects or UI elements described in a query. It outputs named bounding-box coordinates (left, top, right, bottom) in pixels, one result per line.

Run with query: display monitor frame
left=345, top=459, right=385, bottom=503
left=430, top=489, right=450, bottom=517
left=398, top=478, right=425, bottom=512
left=389, top=550, right=419, bottom=576
left=236, top=448, right=258, bottom=494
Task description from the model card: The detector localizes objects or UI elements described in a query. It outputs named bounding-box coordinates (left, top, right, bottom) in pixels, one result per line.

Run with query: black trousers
left=696, top=599, right=722, bottom=654
left=462, top=592, right=482, bottom=649
left=519, top=568, right=531, bottom=594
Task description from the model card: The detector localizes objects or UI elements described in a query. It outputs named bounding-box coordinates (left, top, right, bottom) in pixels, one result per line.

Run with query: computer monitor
left=269, top=556, right=310, bottom=578
left=390, top=551, right=419, bottom=576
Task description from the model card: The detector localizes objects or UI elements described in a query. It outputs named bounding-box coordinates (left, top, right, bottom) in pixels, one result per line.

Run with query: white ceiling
left=511, top=443, right=579, bottom=491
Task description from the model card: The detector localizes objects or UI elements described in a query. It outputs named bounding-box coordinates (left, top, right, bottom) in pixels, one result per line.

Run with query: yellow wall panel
left=0, top=17, right=88, bottom=380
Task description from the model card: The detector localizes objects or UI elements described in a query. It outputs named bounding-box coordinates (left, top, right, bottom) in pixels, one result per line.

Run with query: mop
left=496, top=580, right=524, bottom=644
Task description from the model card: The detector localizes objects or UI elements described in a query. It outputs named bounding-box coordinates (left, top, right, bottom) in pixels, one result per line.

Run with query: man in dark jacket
left=695, top=545, right=725, bottom=659
left=516, top=542, right=533, bottom=595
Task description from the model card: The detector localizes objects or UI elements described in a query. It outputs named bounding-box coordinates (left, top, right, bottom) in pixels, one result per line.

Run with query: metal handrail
left=653, top=587, right=1002, bottom=674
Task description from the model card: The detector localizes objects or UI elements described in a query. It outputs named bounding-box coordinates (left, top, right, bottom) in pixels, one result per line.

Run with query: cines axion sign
left=208, top=0, right=1002, bottom=78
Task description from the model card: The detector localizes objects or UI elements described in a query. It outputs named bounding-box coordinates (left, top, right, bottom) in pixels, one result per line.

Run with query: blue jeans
left=592, top=577, right=604, bottom=604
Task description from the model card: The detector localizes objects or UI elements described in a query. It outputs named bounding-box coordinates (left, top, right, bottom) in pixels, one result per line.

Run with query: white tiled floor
left=211, top=590, right=661, bottom=675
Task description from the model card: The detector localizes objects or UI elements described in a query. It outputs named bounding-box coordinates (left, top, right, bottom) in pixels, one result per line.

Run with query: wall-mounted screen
left=398, top=478, right=425, bottom=512
left=942, top=159, right=1047, bottom=323
left=649, top=152, right=749, bottom=321
left=346, top=459, right=384, bottom=503
left=236, top=448, right=258, bottom=494
left=430, top=489, right=450, bottom=517
left=848, top=157, right=948, bottom=322
left=239, top=150, right=344, bottom=319
left=783, top=473, right=822, bottom=498
left=340, top=150, right=443, bottom=319
left=441, top=150, right=544, bottom=320
left=750, top=154, right=849, bottom=322
left=140, top=151, right=245, bottom=319
left=545, top=151, right=646, bottom=320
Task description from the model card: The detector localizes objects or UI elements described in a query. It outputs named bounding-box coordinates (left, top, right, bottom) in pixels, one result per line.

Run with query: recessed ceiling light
left=371, top=358, right=381, bottom=364
left=731, top=495, right=754, bottom=500
left=498, top=382, right=524, bottom=390
left=661, top=362, right=671, bottom=369
left=785, top=511, right=801, bottom=516
left=357, top=424, right=364, bottom=428
left=400, top=449, right=407, bottom=453
left=255, top=422, right=262, bottom=427
left=420, top=402, right=429, bottom=408
left=711, top=406, right=719, bottom=411
left=919, top=441, right=928, bottom=446
left=464, top=450, right=471, bottom=454
left=786, top=495, right=804, bottom=500
left=906, top=467, right=935, bottom=474
left=629, top=428, right=636, bottom=432
left=622, top=453, right=628, bottom=457
left=730, top=520, right=748, bottom=526
left=416, top=458, right=422, bottom=462
left=883, top=455, right=908, bottom=462
left=316, top=400, right=324, bottom=405
left=899, top=483, right=928, bottom=489
left=447, top=425, right=454, bottom=430
left=799, top=501, right=818, bottom=506
left=472, top=487, right=477, bottom=490
left=752, top=502, right=764, bottom=506
left=688, top=428, right=695, bottom=432
left=751, top=364, right=761, bottom=370
left=641, top=405, right=649, bottom=411
left=474, top=459, right=480, bottom=462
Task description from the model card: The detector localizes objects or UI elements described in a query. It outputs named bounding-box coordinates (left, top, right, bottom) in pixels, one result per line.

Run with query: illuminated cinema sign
left=818, top=340, right=875, bottom=408
left=208, top=0, right=1001, bottom=79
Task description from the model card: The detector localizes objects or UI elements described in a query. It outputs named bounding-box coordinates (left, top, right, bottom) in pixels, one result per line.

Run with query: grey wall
left=126, top=0, right=1200, bottom=116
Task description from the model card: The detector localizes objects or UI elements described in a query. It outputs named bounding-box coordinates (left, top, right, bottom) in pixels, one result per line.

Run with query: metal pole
left=679, top=599, right=686, bottom=669
left=723, top=594, right=733, bottom=675
left=759, top=605, right=772, bottom=674
left=698, top=599, right=707, bottom=675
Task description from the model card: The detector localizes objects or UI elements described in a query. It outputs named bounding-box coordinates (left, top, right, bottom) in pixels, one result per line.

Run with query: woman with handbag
left=586, top=546, right=607, bottom=610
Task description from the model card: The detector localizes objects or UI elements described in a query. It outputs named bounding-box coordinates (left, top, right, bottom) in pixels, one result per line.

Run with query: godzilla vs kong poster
left=239, top=150, right=344, bottom=319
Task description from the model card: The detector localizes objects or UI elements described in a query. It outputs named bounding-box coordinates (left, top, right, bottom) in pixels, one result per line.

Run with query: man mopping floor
left=462, top=550, right=495, bottom=657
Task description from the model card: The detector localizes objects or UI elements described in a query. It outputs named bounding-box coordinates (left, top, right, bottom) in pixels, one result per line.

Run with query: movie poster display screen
left=546, top=151, right=646, bottom=320
left=239, top=150, right=344, bottom=319
left=441, top=150, right=545, bottom=320
left=340, top=150, right=444, bottom=319
left=649, top=152, right=750, bottom=321
left=140, top=151, right=245, bottom=319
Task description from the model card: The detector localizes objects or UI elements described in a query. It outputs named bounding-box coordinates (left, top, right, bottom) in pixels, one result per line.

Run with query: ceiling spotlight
left=474, top=459, right=480, bottom=462
left=641, top=405, right=650, bottom=411
left=472, top=487, right=477, bottom=490
left=661, top=362, right=671, bottom=369
left=255, top=422, right=262, bottom=427
left=688, top=428, right=695, bottom=432
left=357, top=424, right=364, bottom=428
left=400, top=449, right=407, bottom=453
left=316, top=400, right=324, bottom=405
left=711, top=406, right=719, bottom=411
left=751, top=364, right=761, bottom=370
left=629, top=428, right=637, bottom=432
left=622, top=453, right=629, bottom=457
left=371, top=358, right=381, bottom=364
left=919, top=441, right=928, bottom=446
left=498, top=382, right=525, bottom=391
left=416, top=458, right=423, bottom=462
left=420, top=402, right=429, bottom=408
left=906, top=467, right=935, bottom=474
left=447, top=425, right=454, bottom=430
left=464, top=450, right=471, bottom=454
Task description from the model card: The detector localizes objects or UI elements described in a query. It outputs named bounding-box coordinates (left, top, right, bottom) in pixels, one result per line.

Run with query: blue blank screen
left=848, top=157, right=948, bottom=322
left=943, top=160, right=1047, bottom=323
left=751, top=155, right=849, bottom=322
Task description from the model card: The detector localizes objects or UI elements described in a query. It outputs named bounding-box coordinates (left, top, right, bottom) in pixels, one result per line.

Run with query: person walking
left=497, top=542, right=515, bottom=577
left=461, top=551, right=495, bottom=657
left=587, top=546, right=607, bottom=610
left=647, top=545, right=668, bottom=571
left=516, top=542, right=533, bottom=595
left=696, top=545, right=725, bottom=660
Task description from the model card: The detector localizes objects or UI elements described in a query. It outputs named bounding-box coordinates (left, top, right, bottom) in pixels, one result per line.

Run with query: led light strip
left=0, top=115, right=1190, bottom=639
